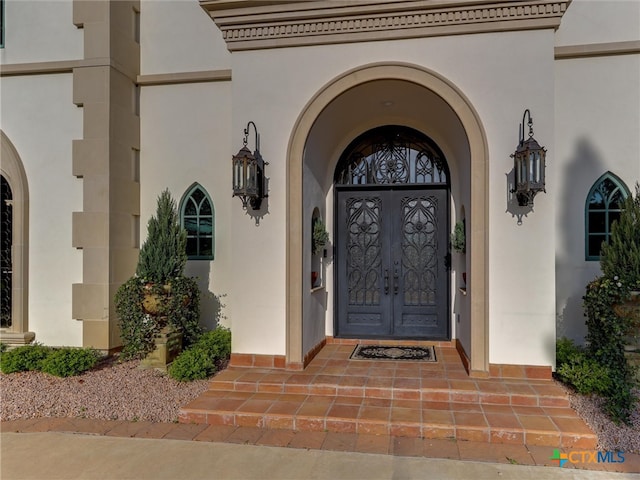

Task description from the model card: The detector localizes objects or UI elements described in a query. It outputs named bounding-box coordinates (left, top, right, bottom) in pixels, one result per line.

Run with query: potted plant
left=451, top=220, right=465, bottom=254
left=312, top=218, right=329, bottom=256
left=115, top=189, right=201, bottom=370
left=451, top=220, right=466, bottom=285
left=583, top=183, right=640, bottom=423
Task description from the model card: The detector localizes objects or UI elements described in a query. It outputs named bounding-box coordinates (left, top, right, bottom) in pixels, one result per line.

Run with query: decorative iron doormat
left=350, top=345, right=437, bottom=362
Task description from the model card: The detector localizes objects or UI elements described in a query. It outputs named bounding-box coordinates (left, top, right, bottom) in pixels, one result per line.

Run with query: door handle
left=384, top=269, right=389, bottom=294
left=393, top=264, right=399, bottom=294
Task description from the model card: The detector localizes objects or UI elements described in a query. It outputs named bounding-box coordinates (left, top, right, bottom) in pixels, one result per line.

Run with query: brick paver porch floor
left=179, top=343, right=597, bottom=449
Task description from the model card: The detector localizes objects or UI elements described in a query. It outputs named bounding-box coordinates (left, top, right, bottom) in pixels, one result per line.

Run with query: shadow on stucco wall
left=185, top=261, right=226, bottom=332
left=556, top=138, right=605, bottom=345
left=504, top=168, right=534, bottom=225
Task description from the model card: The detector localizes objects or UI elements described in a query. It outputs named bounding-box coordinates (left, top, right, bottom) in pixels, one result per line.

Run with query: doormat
left=350, top=345, right=437, bottom=362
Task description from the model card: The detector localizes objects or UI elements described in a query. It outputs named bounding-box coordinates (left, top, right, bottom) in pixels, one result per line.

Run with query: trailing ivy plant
left=584, top=276, right=636, bottom=423
left=581, top=183, right=640, bottom=424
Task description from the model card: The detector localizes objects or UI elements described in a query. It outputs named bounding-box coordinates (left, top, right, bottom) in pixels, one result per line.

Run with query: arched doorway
left=287, top=63, right=489, bottom=375
left=0, top=130, right=32, bottom=346
left=333, top=125, right=450, bottom=339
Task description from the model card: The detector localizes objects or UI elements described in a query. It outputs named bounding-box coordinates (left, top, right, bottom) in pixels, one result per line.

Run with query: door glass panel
left=401, top=196, right=438, bottom=306
left=346, top=197, right=382, bottom=306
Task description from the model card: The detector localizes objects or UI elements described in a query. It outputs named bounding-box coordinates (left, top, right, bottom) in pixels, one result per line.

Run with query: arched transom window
left=180, top=184, right=214, bottom=260
left=335, top=125, right=449, bottom=186
left=585, top=172, right=630, bottom=261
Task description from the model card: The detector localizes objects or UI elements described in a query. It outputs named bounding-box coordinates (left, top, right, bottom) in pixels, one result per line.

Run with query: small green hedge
left=0, top=344, right=53, bottom=373
left=556, top=337, right=613, bottom=396
left=0, top=344, right=99, bottom=377
left=40, top=348, right=100, bottom=377
left=169, top=327, right=231, bottom=382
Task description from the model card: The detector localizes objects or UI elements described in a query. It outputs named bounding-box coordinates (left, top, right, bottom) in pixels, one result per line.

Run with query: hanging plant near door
left=312, top=218, right=329, bottom=256
left=451, top=220, right=466, bottom=254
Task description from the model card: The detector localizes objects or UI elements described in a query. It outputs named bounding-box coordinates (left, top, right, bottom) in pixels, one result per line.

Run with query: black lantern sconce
left=232, top=121, right=267, bottom=210
left=511, top=109, right=547, bottom=207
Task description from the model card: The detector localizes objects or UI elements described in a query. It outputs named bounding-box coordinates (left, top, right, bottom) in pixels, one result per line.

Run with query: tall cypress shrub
left=136, top=189, right=187, bottom=284
left=600, top=183, right=640, bottom=290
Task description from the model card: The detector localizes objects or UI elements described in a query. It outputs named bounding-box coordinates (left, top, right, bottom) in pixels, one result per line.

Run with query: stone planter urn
left=139, top=324, right=183, bottom=372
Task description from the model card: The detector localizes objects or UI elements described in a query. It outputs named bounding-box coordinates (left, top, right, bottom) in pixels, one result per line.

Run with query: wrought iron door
left=1, top=176, right=12, bottom=328
left=334, top=125, right=450, bottom=340
left=336, top=188, right=449, bottom=339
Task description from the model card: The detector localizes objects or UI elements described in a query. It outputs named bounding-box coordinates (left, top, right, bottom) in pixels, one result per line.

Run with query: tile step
left=208, top=371, right=569, bottom=408
left=178, top=391, right=595, bottom=449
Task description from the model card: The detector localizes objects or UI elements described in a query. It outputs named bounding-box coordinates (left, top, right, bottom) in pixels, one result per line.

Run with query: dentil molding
left=200, top=0, right=571, bottom=51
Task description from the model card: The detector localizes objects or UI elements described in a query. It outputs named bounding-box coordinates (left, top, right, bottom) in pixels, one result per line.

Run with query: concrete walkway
left=1, top=431, right=638, bottom=480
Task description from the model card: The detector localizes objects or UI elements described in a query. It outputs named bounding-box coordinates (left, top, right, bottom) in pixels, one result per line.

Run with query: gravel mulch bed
left=0, top=356, right=209, bottom=423
left=567, top=386, right=640, bottom=454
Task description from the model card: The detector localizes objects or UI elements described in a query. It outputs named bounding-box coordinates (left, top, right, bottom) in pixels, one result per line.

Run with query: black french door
left=335, top=187, right=449, bottom=339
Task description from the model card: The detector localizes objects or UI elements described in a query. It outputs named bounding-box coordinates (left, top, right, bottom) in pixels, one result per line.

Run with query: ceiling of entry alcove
left=303, top=79, right=470, bottom=191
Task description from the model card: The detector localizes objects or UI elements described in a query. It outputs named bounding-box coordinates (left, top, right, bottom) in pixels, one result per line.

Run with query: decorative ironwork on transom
left=335, top=126, right=449, bottom=186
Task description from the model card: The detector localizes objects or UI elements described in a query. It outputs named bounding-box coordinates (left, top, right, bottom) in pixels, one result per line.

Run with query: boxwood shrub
left=169, top=327, right=231, bottom=382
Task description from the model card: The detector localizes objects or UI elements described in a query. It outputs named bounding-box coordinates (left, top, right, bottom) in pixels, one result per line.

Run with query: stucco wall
left=227, top=28, right=557, bottom=365
left=139, top=81, right=233, bottom=330
left=555, top=0, right=640, bottom=46
left=140, top=0, right=230, bottom=74
left=0, top=74, right=83, bottom=346
left=553, top=0, right=640, bottom=345
left=555, top=54, right=640, bottom=343
left=0, top=0, right=83, bottom=64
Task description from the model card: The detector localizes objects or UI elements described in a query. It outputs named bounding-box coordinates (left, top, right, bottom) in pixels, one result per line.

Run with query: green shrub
left=0, top=344, right=53, bottom=373
left=168, top=347, right=216, bottom=382
left=556, top=337, right=581, bottom=368
left=168, top=326, right=231, bottom=382
left=584, top=276, right=637, bottom=424
left=136, top=189, right=187, bottom=285
left=600, top=183, right=640, bottom=290
left=195, top=327, right=231, bottom=360
left=0, top=343, right=7, bottom=353
left=40, top=348, right=99, bottom=377
left=557, top=355, right=612, bottom=396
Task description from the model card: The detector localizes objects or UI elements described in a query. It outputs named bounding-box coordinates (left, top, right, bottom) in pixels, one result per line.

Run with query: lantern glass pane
left=528, top=151, right=535, bottom=183
left=519, top=155, right=526, bottom=183
left=233, top=159, right=242, bottom=191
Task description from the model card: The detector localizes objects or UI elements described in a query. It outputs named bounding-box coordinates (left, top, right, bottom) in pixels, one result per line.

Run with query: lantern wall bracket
left=232, top=121, right=268, bottom=211
left=510, top=108, right=547, bottom=207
